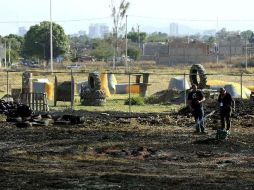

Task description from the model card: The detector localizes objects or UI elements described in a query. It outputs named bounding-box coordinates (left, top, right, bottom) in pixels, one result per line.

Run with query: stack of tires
left=189, top=64, right=207, bottom=89
left=80, top=72, right=106, bottom=106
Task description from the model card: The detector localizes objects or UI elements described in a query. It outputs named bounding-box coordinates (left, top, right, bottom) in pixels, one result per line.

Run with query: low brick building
left=141, top=36, right=247, bottom=65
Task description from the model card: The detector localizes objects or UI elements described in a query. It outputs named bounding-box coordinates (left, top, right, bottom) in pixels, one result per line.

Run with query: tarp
left=224, top=84, right=251, bottom=99
left=247, top=86, right=254, bottom=91
left=168, top=77, right=190, bottom=91
left=207, top=80, right=227, bottom=90
left=108, top=73, right=117, bottom=94
left=207, top=80, right=251, bottom=99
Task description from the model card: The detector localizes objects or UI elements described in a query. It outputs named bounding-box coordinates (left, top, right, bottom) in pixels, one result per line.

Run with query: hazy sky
left=1, top=0, right=254, bottom=36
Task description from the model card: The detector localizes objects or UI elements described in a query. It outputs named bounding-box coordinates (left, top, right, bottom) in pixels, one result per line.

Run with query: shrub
left=124, top=96, right=145, bottom=105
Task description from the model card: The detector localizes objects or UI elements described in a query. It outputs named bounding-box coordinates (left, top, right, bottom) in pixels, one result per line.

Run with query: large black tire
left=88, top=72, right=101, bottom=91
left=189, top=64, right=207, bottom=89
left=82, top=98, right=106, bottom=106
left=94, top=90, right=106, bottom=99
left=81, top=90, right=105, bottom=99
left=80, top=89, right=106, bottom=106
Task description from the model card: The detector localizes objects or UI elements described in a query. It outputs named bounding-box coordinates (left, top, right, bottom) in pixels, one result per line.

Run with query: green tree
left=205, top=36, right=216, bottom=45
left=23, top=21, right=69, bottom=61
left=216, top=28, right=229, bottom=39
left=240, top=30, right=253, bottom=41
left=146, top=32, right=168, bottom=42
left=69, top=34, right=89, bottom=61
left=127, top=44, right=141, bottom=60
left=90, top=39, right=114, bottom=60
left=127, top=31, right=147, bottom=43
left=1, top=34, right=24, bottom=63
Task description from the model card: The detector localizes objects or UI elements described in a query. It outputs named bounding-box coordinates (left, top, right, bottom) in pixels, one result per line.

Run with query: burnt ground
left=0, top=100, right=254, bottom=189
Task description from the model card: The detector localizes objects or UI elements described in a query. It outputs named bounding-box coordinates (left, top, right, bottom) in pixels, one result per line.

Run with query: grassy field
left=1, top=60, right=254, bottom=113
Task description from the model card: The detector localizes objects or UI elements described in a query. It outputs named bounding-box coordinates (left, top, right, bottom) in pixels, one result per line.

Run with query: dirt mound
left=146, top=89, right=185, bottom=104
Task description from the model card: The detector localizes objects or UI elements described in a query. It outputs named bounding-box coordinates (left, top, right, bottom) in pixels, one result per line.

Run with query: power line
left=128, top=15, right=254, bottom=22
left=56, top=17, right=111, bottom=23
left=0, top=17, right=111, bottom=24
left=1, top=15, right=254, bottom=24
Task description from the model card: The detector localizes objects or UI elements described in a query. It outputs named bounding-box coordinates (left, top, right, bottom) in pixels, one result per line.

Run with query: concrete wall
left=156, top=41, right=211, bottom=64
left=142, top=38, right=246, bottom=65
left=218, top=37, right=246, bottom=56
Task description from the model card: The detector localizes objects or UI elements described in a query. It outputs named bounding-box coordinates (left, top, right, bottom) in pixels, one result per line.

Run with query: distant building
left=78, top=30, right=87, bottom=36
left=141, top=35, right=247, bottom=65
left=203, top=29, right=216, bottom=36
left=18, top=27, right=27, bottom=36
left=169, top=23, right=178, bottom=37
left=89, top=23, right=109, bottom=38
left=218, top=35, right=246, bottom=57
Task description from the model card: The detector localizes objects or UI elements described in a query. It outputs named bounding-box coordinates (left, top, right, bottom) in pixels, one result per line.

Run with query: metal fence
left=0, top=70, right=253, bottom=113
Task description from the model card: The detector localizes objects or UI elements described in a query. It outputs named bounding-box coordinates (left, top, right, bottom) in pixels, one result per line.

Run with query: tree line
left=1, top=23, right=254, bottom=64
left=1, top=0, right=254, bottom=64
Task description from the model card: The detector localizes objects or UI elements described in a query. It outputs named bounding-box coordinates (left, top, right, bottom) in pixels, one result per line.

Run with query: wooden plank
left=35, top=93, right=38, bottom=111
left=39, top=93, right=41, bottom=111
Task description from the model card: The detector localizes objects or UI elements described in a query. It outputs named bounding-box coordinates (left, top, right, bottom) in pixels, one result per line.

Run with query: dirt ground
left=0, top=100, right=254, bottom=189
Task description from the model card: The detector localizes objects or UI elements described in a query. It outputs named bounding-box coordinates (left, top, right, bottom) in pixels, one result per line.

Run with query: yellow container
left=33, top=81, right=54, bottom=100
left=45, top=82, right=54, bottom=100
left=126, top=84, right=140, bottom=94
left=100, top=73, right=111, bottom=97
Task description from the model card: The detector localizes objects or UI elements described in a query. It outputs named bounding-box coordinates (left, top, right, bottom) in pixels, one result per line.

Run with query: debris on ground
left=0, top=96, right=253, bottom=189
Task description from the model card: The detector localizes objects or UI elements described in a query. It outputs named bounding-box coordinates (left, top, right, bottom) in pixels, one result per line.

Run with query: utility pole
left=216, top=44, right=219, bottom=64
left=245, top=39, right=248, bottom=70
left=229, top=37, right=232, bottom=65
left=4, top=39, right=7, bottom=68
left=125, top=15, right=128, bottom=70
left=137, top=24, right=140, bottom=48
left=216, top=16, right=219, bottom=65
left=8, top=40, right=11, bottom=65
left=112, top=32, right=115, bottom=69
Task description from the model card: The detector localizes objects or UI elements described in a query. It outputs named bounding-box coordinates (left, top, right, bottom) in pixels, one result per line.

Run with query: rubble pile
left=0, top=99, right=51, bottom=127
left=146, top=89, right=185, bottom=104
left=0, top=99, right=87, bottom=127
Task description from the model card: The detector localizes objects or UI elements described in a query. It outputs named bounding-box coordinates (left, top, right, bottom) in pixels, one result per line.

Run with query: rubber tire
left=80, top=90, right=106, bottom=104
left=94, top=90, right=106, bottom=99
left=82, top=98, right=106, bottom=106
left=88, top=72, right=101, bottom=91
left=189, top=64, right=207, bottom=89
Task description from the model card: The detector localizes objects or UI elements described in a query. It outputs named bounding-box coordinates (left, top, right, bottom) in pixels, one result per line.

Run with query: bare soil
left=0, top=100, right=253, bottom=189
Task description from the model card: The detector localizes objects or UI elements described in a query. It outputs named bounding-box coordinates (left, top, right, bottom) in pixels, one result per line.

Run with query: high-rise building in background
left=169, top=23, right=179, bottom=37
left=18, top=27, right=27, bottom=36
left=78, top=30, right=87, bottom=36
left=88, top=23, right=109, bottom=38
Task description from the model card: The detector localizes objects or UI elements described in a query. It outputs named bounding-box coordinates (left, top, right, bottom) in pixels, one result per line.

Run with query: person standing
left=187, top=84, right=206, bottom=133
left=218, top=88, right=233, bottom=131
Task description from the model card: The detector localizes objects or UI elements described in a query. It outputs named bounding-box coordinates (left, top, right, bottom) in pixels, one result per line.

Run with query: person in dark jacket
left=218, top=88, right=233, bottom=131
left=187, top=84, right=206, bottom=133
